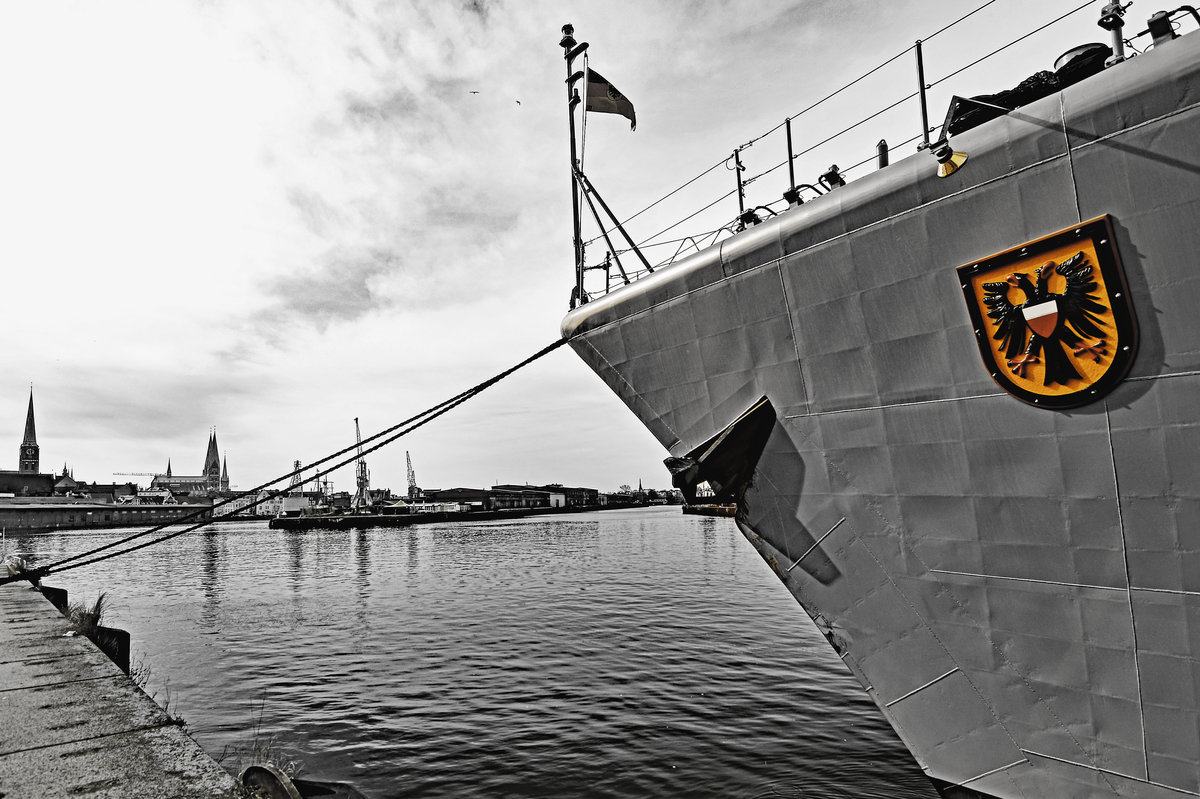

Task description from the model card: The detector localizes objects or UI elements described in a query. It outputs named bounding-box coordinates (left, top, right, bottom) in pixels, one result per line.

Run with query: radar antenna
left=351, top=418, right=371, bottom=511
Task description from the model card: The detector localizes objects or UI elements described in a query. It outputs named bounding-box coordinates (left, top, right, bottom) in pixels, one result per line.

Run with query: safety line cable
left=581, top=0, right=1006, bottom=250
left=41, top=389, right=471, bottom=570
left=629, top=0, right=1094, bottom=257
left=2, top=337, right=568, bottom=586
left=38, top=387, right=479, bottom=577
left=929, top=0, right=1096, bottom=89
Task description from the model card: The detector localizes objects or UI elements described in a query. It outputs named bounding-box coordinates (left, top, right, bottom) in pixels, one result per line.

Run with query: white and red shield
left=1022, top=299, right=1059, bottom=338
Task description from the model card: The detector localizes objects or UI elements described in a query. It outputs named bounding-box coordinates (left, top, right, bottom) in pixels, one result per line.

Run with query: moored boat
left=561, top=4, right=1200, bottom=798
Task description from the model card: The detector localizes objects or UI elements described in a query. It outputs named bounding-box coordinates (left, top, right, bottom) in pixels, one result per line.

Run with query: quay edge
left=0, top=584, right=242, bottom=799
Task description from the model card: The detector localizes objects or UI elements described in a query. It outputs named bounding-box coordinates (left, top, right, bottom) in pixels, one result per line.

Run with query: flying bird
left=982, top=251, right=1109, bottom=386
left=469, top=91, right=479, bottom=94
left=515, top=100, right=521, bottom=105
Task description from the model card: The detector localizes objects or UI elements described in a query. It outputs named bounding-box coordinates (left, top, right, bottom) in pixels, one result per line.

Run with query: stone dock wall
left=0, top=584, right=241, bottom=799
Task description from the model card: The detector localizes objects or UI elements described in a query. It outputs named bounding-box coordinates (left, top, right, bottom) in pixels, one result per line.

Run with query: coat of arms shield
left=957, top=215, right=1138, bottom=409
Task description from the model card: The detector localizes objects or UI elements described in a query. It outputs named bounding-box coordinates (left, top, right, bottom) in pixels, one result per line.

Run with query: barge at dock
left=269, top=504, right=622, bottom=531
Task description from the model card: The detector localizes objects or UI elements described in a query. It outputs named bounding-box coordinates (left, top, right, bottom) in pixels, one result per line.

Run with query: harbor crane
left=406, top=451, right=421, bottom=501
left=288, top=460, right=304, bottom=490
left=350, top=418, right=371, bottom=511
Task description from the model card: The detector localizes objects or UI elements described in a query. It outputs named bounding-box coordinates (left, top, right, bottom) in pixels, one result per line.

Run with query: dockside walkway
left=0, top=584, right=241, bottom=799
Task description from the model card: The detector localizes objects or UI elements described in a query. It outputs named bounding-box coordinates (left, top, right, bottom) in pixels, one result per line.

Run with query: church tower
left=18, top=389, right=39, bottom=473
left=203, top=430, right=221, bottom=489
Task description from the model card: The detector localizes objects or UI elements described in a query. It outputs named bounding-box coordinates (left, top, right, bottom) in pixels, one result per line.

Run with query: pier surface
left=0, top=584, right=241, bottom=799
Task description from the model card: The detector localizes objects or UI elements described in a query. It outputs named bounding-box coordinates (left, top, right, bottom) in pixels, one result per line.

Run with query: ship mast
left=560, top=25, right=651, bottom=308
left=560, top=23, right=587, bottom=308
left=351, top=417, right=371, bottom=511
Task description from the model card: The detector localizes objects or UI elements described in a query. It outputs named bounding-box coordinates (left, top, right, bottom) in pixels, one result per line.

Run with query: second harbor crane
left=350, top=418, right=371, bottom=511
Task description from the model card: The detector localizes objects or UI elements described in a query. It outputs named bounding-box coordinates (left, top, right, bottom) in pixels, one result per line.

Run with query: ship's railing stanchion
left=785, top=119, right=797, bottom=190
left=915, top=39, right=932, bottom=151
left=733, top=148, right=747, bottom=217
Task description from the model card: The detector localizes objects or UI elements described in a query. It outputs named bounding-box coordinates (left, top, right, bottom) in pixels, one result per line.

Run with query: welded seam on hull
left=581, top=144, right=1065, bottom=333
left=931, top=571, right=1200, bottom=599
left=783, top=391, right=1003, bottom=420
left=929, top=569, right=1124, bottom=593
left=580, top=100, right=1200, bottom=338
left=1105, top=398, right=1150, bottom=780
left=808, top=450, right=1023, bottom=749
left=883, top=667, right=960, bottom=708
left=775, top=260, right=812, bottom=410
left=781, top=370, right=1200, bottom=422
left=1022, top=749, right=1200, bottom=797
left=799, top=415, right=1126, bottom=794
left=960, top=759, right=1029, bottom=787
left=1127, top=369, right=1200, bottom=382
left=580, top=152, right=1074, bottom=335
left=1133, top=586, right=1200, bottom=597
left=1063, top=94, right=1082, bottom=225
left=573, top=336, right=683, bottom=450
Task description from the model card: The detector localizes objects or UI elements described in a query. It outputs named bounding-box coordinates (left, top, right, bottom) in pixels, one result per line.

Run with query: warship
left=561, top=3, right=1200, bottom=798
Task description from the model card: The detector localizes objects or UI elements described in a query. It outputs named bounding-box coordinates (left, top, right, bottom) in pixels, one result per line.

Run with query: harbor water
left=14, top=506, right=937, bottom=798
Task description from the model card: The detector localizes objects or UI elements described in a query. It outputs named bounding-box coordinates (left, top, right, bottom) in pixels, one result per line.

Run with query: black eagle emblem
left=981, top=251, right=1109, bottom=386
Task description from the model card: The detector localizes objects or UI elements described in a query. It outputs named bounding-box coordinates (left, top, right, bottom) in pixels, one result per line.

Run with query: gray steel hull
left=563, top=33, right=1200, bottom=799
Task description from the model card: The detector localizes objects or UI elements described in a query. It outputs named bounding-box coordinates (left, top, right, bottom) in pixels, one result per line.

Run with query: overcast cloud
left=0, top=0, right=1104, bottom=493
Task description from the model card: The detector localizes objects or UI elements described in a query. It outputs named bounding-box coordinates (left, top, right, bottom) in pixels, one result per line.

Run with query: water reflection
left=200, top=527, right=222, bottom=627
left=406, top=528, right=419, bottom=573
left=286, top=530, right=303, bottom=593
left=354, top=529, right=371, bottom=581
left=353, top=529, right=371, bottom=623
left=701, top=517, right=718, bottom=558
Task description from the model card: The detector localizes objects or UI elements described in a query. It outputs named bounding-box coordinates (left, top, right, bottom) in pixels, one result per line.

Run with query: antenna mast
left=351, top=417, right=371, bottom=511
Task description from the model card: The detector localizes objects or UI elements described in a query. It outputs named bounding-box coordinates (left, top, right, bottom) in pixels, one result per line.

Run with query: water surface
left=17, top=507, right=936, bottom=798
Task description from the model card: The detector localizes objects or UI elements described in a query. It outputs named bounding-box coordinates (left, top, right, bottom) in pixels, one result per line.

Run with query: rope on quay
left=1, top=337, right=570, bottom=587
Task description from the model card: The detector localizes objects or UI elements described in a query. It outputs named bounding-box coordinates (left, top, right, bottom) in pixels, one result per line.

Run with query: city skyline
left=0, top=1, right=1105, bottom=494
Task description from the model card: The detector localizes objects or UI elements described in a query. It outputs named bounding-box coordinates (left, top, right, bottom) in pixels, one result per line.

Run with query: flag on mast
left=585, top=68, right=636, bottom=130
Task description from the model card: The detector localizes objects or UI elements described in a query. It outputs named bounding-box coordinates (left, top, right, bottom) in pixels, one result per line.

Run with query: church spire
left=18, top=388, right=39, bottom=473
left=204, top=429, right=221, bottom=486
left=22, top=389, right=36, bottom=446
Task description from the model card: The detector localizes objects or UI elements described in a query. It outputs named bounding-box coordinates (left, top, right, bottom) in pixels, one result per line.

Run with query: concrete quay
left=0, top=584, right=241, bottom=799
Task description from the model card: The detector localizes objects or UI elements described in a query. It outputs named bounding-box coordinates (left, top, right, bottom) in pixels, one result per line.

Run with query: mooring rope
left=1, top=337, right=569, bottom=587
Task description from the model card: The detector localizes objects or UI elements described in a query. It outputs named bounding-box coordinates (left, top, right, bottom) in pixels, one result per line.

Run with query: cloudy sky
left=0, top=0, right=1106, bottom=495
